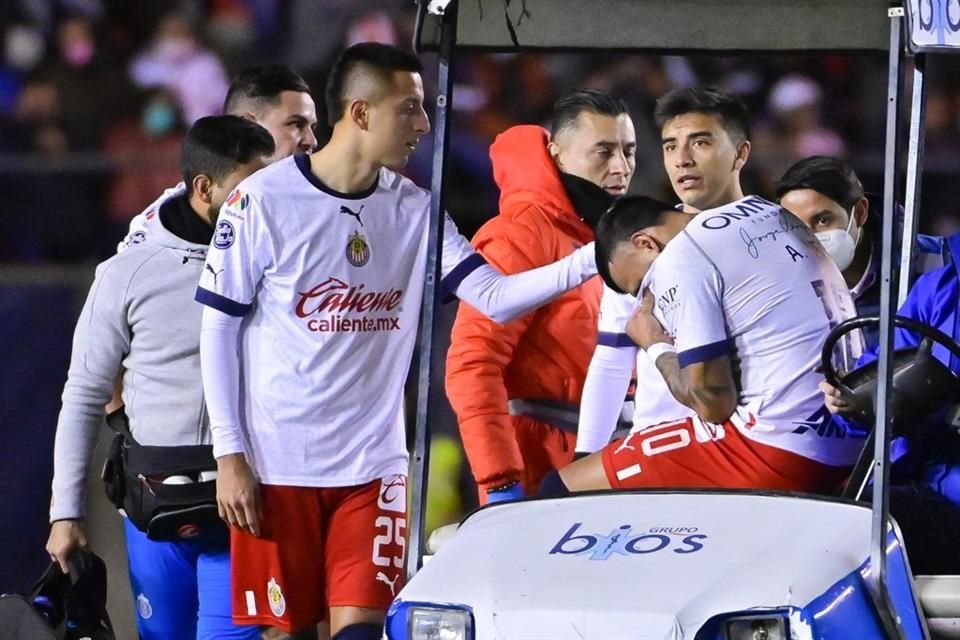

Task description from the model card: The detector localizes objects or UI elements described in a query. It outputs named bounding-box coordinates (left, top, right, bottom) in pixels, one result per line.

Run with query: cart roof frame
left=416, top=0, right=895, bottom=53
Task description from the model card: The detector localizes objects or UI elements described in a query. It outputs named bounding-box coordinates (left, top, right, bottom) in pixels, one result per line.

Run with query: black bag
left=101, top=408, right=223, bottom=541
left=0, top=549, right=115, bottom=640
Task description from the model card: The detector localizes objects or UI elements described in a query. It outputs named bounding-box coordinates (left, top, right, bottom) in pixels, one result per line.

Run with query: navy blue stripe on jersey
left=195, top=287, right=253, bottom=317
left=677, top=338, right=732, bottom=368
left=440, top=252, right=487, bottom=301
left=294, top=154, right=378, bottom=200
left=597, top=331, right=635, bottom=348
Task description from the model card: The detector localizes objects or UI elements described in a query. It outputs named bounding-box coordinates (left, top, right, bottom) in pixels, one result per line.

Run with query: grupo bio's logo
left=549, top=523, right=707, bottom=561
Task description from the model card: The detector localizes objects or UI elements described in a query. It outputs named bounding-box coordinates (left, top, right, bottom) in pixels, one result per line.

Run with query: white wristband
left=646, top=342, right=677, bottom=364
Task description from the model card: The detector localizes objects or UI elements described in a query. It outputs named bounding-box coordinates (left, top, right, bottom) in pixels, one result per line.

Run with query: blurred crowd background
left=3, top=0, right=960, bottom=264
left=5, top=0, right=960, bottom=597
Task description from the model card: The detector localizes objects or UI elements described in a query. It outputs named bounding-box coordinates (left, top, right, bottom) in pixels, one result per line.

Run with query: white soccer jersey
left=195, top=155, right=489, bottom=486
left=584, top=196, right=863, bottom=465
left=117, top=182, right=187, bottom=252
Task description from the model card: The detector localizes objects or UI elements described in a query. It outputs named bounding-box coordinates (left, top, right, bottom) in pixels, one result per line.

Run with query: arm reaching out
left=440, top=213, right=597, bottom=323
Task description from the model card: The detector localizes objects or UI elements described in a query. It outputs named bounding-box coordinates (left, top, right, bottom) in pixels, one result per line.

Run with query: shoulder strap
left=104, top=407, right=138, bottom=446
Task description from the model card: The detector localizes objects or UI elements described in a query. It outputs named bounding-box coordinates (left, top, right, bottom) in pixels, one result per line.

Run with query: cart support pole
left=898, top=55, right=926, bottom=307
left=407, top=0, right=457, bottom=581
left=866, top=8, right=907, bottom=638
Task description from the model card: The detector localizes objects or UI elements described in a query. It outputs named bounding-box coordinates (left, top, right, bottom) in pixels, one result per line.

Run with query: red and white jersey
left=594, top=196, right=863, bottom=466
left=195, top=155, right=479, bottom=486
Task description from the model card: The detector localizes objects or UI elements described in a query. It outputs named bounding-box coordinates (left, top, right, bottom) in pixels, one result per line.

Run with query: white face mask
left=815, top=210, right=859, bottom=271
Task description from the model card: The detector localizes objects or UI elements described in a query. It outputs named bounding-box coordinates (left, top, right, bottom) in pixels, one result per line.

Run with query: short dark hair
left=181, top=115, right=275, bottom=189
left=325, top=42, right=424, bottom=126
left=223, top=64, right=311, bottom=115
left=595, top=195, right=677, bottom=294
left=654, top=87, right=751, bottom=143
left=550, top=89, right=629, bottom=139
left=775, top=155, right=865, bottom=211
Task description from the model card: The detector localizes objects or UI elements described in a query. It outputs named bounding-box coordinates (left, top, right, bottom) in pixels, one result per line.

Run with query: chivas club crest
left=346, top=231, right=371, bottom=267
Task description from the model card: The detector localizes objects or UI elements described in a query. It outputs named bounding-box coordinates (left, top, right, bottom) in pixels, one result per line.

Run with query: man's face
left=550, top=112, right=637, bottom=196
left=366, top=71, right=431, bottom=170
left=779, top=188, right=864, bottom=236
left=606, top=214, right=689, bottom=295
left=205, top=157, right=269, bottom=224
left=662, top=112, right=747, bottom=211
left=255, top=91, right=318, bottom=160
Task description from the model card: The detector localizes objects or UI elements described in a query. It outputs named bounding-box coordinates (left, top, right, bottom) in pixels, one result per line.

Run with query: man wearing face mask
left=776, top=156, right=947, bottom=350
left=445, top=89, right=636, bottom=503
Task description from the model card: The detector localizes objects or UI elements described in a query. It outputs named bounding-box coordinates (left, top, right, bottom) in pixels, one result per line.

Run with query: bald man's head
left=324, top=42, right=423, bottom=127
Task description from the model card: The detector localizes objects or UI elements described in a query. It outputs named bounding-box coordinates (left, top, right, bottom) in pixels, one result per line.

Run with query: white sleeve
left=439, top=213, right=598, bottom=324
left=199, top=306, right=246, bottom=459
left=576, top=287, right=638, bottom=452
left=195, top=187, right=268, bottom=316
left=117, top=183, right=186, bottom=253
left=597, top=284, right=639, bottom=348
left=576, top=344, right=636, bottom=452
left=653, top=237, right=730, bottom=368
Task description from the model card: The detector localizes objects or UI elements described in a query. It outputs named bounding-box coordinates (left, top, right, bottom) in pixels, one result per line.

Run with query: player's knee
left=331, top=622, right=382, bottom=640
left=538, top=469, right=570, bottom=498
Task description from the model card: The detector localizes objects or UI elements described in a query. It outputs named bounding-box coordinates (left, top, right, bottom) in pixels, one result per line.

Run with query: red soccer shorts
left=229, top=476, right=407, bottom=632
left=601, top=417, right=850, bottom=493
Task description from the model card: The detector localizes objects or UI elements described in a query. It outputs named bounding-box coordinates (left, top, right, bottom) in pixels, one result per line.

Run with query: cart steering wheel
left=820, top=315, right=960, bottom=430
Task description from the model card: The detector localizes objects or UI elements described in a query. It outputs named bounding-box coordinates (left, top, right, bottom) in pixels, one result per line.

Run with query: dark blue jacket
left=848, top=232, right=960, bottom=504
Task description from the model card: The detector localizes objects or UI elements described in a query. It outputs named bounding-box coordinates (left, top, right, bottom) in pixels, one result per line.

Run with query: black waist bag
left=101, top=408, right=222, bottom=541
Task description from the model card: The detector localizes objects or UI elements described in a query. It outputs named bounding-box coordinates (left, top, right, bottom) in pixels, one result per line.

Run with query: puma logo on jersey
left=376, top=571, right=399, bottom=596
left=205, top=264, right=224, bottom=285
left=340, top=204, right=365, bottom=226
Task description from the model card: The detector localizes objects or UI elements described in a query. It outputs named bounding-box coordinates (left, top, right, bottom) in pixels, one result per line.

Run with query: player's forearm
left=454, top=243, right=597, bottom=323
left=199, top=307, right=247, bottom=459
left=653, top=352, right=735, bottom=424
left=576, top=345, right=635, bottom=452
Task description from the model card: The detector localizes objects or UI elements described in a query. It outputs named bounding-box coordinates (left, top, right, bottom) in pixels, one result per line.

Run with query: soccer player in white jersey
left=194, top=43, right=599, bottom=640
left=579, top=88, right=755, bottom=443
left=539, top=195, right=862, bottom=497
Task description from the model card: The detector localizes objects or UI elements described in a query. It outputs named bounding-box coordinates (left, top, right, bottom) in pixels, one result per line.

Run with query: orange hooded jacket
left=445, top=125, right=602, bottom=492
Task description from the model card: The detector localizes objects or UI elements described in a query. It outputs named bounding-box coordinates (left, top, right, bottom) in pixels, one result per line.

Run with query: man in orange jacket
left=445, top=89, right=637, bottom=503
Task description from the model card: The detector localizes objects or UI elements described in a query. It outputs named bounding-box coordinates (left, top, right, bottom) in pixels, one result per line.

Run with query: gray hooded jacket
left=51, top=197, right=212, bottom=521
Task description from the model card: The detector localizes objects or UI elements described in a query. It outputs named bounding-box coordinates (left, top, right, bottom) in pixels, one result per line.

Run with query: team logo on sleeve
left=225, top=189, right=249, bottom=210
left=266, top=578, right=286, bottom=617
left=346, top=231, right=371, bottom=267
left=214, top=220, right=236, bottom=249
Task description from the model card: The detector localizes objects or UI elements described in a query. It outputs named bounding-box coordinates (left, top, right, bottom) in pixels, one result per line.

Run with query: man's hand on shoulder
left=626, top=289, right=673, bottom=350
left=216, top=453, right=262, bottom=537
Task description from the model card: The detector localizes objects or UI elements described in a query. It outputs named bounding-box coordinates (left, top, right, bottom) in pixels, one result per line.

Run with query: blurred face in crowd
left=250, top=91, right=319, bottom=159
left=58, top=17, right=96, bottom=67
left=549, top=111, right=637, bottom=196
left=661, top=112, right=749, bottom=212
left=358, top=70, right=430, bottom=170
